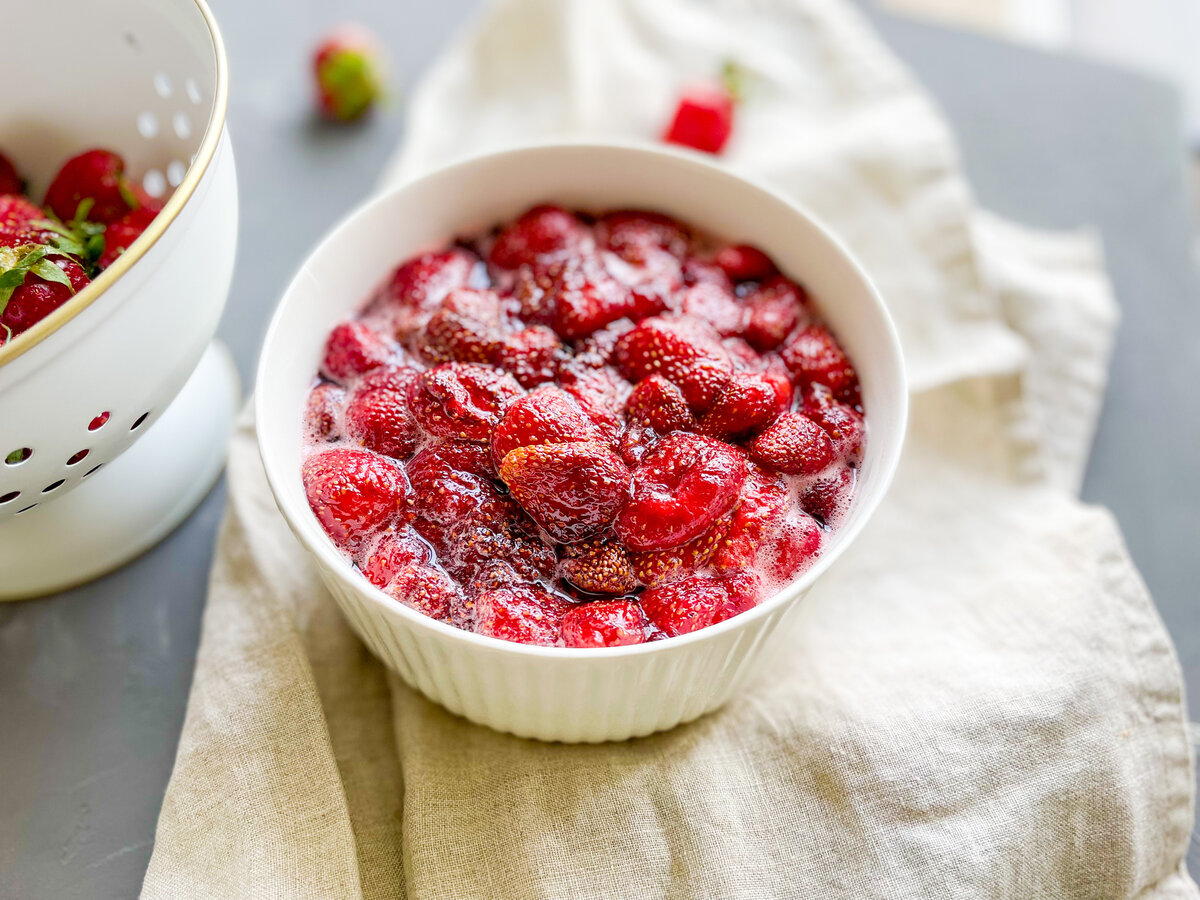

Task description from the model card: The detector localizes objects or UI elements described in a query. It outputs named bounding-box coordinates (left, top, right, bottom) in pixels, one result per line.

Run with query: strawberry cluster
left=302, top=206, right=865, bottom=647
left=0, top=148, right=162, bottom=346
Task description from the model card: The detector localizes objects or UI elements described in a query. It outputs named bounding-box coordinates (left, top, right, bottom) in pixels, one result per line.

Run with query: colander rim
left=0, top=0, right=230, bottom=369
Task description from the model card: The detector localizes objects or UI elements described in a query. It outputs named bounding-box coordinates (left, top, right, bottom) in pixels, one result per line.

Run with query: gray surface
left=0, top=2, right=1196, bottom=896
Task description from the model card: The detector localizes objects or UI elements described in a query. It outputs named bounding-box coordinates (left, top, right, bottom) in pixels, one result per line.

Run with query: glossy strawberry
left=781, top=323, right=860, bottom=402
left=799, top=465, right=856, bottom=526
left=44, top=149, right=137, bottom=224
left=97, top=207, right=156, bottom=269
left=711, top=464, right=790, bottom=571
left=305, top=382, right=345, bottom=441
left=0, top=242, right=88, bottom=340
left=408, top=362, right=524, bottom=442
left=677, top=282, right=744, bottom=337
left=0, top=153, right=21, bottom=195
left=489, top=205, right=587, bottom=270
left=422, top=287, right=508, bottom=364
left=302, top=448, right=409, bottom=551
left=385, top=248, right=476, bottom=317
left=697, top=371, right=789, bottom=439
left=406, top=440, right=508, bottom=530
left=714, top=244, right=776, bottom=282
left=663, top=85, right=734, bottom=155
left=545, top=255, right=634, bottom=340
left=595, top=210, right=690, bottom=263
left=495, top=325, right=563, bottom=387
left=0, top=195, right=44, bottom=234
left=474, top=585, right=572, bottom=645
left=613, top=315, right=732, bottom=413
left=360, top=527, right=433, bottom=588
left=500, top=441, right=629, bottom=543
left=624, top=375, right=693, bottom=433
left=615, top=432, right=746, bottom=551
left=321, top=321, right=393, bottom=383
left=640, top=571, right=751, bottom=637
left=490, top=386, right=604, bottom=469
left=344, top=366, right=422, bottom=459
left=313, top=25, right=383, bottom=122
left=749, top=412, right=835, bottom=476
left=383, top=563, right=458, bottom=619
left=560, top=366, right=631, bottom=438
left=743, top=276, right=805, bottom=351
left=629, top=514, right=731, bottom=587
left=801, top=383, right=865, bottom=462
left=561, top=600, right=648, bottom=648
left=561, top=536, right=637, bottom=595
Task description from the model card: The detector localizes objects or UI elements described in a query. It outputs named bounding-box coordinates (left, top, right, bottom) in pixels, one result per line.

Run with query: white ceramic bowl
left=257, top=143, right=907, bottom=743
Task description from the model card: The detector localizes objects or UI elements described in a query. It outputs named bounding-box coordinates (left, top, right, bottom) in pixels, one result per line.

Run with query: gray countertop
left=1, top=2, right=1196, bottom=896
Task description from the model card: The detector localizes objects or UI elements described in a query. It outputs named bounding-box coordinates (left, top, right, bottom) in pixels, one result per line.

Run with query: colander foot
left=0, top=341, right=240, bottom=601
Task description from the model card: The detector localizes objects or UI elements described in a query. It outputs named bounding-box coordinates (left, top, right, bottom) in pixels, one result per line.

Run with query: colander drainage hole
left=5, top=447, right=32, bottom=466
left=0, top=491, right=18, bottom=505
left=83, top=464, right=103, bottom=478
left=42, top=480, right=65, bottom=494
left=88, top=411, right=111, bottom=431
left=130, top=412, right=151, bottom=431
left=66, top=449, right=89, bottom=466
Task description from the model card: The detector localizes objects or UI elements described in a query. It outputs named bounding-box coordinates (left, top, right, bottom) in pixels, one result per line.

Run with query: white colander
left=0, top=0, right=239, bottom=599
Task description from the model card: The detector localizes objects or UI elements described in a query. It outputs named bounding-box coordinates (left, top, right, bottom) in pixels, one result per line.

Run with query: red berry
left=489, top=205, right=587, bottom=270
left=98, top=207, right=157, bottom=269
left=545, top=255, right=635, bottom=340
left=561, top=537, right=637, bottom=595
left=595, top=210, right=690, bottom=263
left=313, top=25, right=383, bottom=122
left=640, top=572, right=749, bottom=637
left=0, top=195, right=44, bottom=234
left=560, top=366, right=631, bottom=438
left=613, top=315, right=732, bottom=413
left=781, top=324, right=860, bottom=402
left=344, top=366, right=422, bottom=459
left=406, top=440, right=508, bottom=530
left=321, top=321, right=393, bottom=383
left=361, top=528, right=433, bottom=588
left=677, top=282, right=744, bottom=337
left=383, top=563, right=458, bottom=620
left=384, top=248, right=476, bottom=318
left=0, top=242, right=89, bottom=339
left=408, top=362, right=524, bottom=442
left=305, top=382, right=345, bottom=441
left=801, top=384, right=865, bottom=462
left=474, top=585, right=572, bottom=645
left=761, top=510, right=822, bottom=583
left=799, top=465, right=856, bottom=526
left=711, top=464, right=790, bottom=571
left=499, top=441, right=629, bottom=543
left=0, top=153, right=22, bottom=195
left=624, top=375, right=694, bottom=433
left=44, top=149, right=136, bottom=224
left=682, top=257, right=734, bottom=290
left=749, top=412, right=835, bottom=476
left=714, top=244, right=776, bottom=282
left=302, top=448, right=409, bottom=551
left=615, top=432, right=746, bottom=551
left=495, top=325, right=563, bottom=387
left=561, top=600, right=648, bottom=648
left=422, top=287, right=508, bottom=364
left=490, top=386, right=605, bottom=469
left=629, top=514, right=731, bottom=587
left=663, top=85, right=734, bottom=155
left=697, top=371, right=789, bottom=439
left=743, top=276, right=806, bottom=351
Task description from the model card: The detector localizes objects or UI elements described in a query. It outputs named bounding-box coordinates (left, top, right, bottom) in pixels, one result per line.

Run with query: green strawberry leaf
left=118, top=179, right=140, bottom=211
left=30, top=258, right=73, bottom=289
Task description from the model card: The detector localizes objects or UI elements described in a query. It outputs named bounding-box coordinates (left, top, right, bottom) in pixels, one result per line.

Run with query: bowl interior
left=258, top=143, right=907, bottom=652
left=0, top=0, right=219, bottom=201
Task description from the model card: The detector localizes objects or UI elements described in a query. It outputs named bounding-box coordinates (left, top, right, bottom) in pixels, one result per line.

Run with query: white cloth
left=142, top=1, right=1196, bottom=897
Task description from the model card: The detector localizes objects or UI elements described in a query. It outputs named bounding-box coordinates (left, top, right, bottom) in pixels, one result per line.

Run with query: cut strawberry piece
left=305, top=382, right=345, bottom=442
left=749, top=412, right=835, bottom=476
left=711, top=464, right=790, bottom=571
left=321, top=321, right=393, bottom=383
left=613, top=315, right=732, bottom=413
left=560, top=366, right=632, bottom=438
left=625, top=375, right=694, bottom=434
left=677, top=283, right=744, bottom=337
left=489, top=205, right=588, bottom=270
left=490, top=386, right=605, bottom=469
left=640, top=571, right=751, bottom=637
left=0, top=154, right=22, bottom=194
left=801, top=383, right=865, bottom=462
left=544, top=254, right=635, bottom=340
left=496, top=325, right=563, bottom=387
left=344, top=366, right=422, bottom=459
left=383, top=563, right=458, bottom=620
left=697, top=372, right=789, bottom=439
left=44, top=149, right=137, bottom=224
left=406, top=440, right=508, bottom=531
left=385, top=248, right=477, bottom=318
left=408, top=362, right=524, bottom=442
left=595, top=210, right=690, bottom=263
left=799, top=465, right=856, bottom=526
left=422, top=287, right=508, bottom=364
left=714, top=244, right=776, bottom=282
left=743, top=276, right=806, bottom=351
left=474, top=585, right=572, bottom=645
left=360, top=527, right=433, bottom=588
left=781, top=323, right=860, bottom=402
left=500, top=441, right=629, bottom=543
left=562, top=600, right=648, bottom=648
left=629, top=514, right=731, bottom=587
left=302, top=448, right=409, bottom=551
left=615, top=432, right=746, bottom=551
left=561, top=537, right=637, bottom=595
left=761, top=510, right=822, bottom=583
left=663, top=85, right=734, bottom=155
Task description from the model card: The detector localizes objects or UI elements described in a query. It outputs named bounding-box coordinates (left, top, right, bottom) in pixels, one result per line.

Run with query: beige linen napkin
left=143, top=0, right=1196, bottom=897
